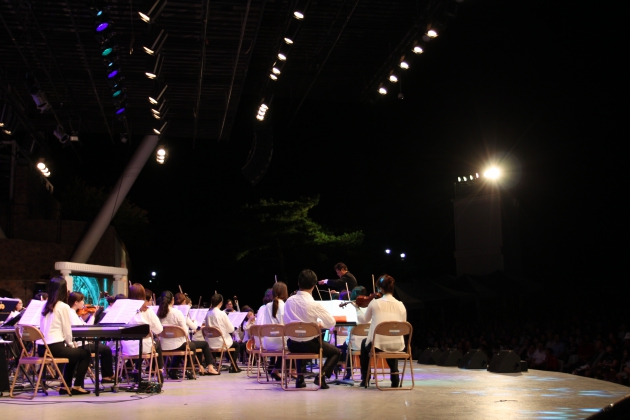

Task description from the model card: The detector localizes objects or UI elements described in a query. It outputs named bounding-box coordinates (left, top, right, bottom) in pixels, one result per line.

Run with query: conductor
left=318, top=262, right=357, bottom=298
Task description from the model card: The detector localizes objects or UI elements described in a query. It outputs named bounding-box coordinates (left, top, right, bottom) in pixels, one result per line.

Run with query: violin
left=339, top=292, right=382, bottom=308
left=77, top=305, right=97, bottom=317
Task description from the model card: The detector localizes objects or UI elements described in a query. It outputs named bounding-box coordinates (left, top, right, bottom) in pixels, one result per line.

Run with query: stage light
left=458, top=177, right=461, bottom=182
left=293, top=11, right=304, bottom=20
left=153, top=120, right=168, bottom=135
left=389, top=74, right=398, bottom=83
left=156, top=149, right=166, bottom=164
left=151, top=271, right=157, bottom=276
left=385, top=249, right=391, bottom=254
left=53, top=125, right=69, bottom=144
left=269, top=74, right=278, bottom=81
left=107, top=65, right=121, bottom=79
left=115, top=101, right=128, bottom=117
left=149, top=84, right=168, bottom=105
left=378, top=86, right=387, bottom=95
left=470, top=174, right=473, bottom=180
left=112, top=85, right=126, bottom=100
left=143, top=29, right=168, bottom=55
left=484, top=167, right=501, bottom=179
left=284, top=37, right=294, bottom=44
left=399, top=61, right=409, bottom=69
left=29, top=89, right=51, bottom=113
left=36, top=161, right=50, bottom=177
left=476, top=173, right=479, bottom=179
left=427, top=29, right=438, bottom=38
left=101, top=44, right=119, bottom=58
left=400, top=253, right=406, bottom=259
left=145, top=54, right=164, bottom=79
left=277, top=52, right=287, bottom=61
left=138, top=0, right=168, bottom=24
left=463, top=176, right=467, bottom=181
left=272, top=67, right=281, bottom=75
left=37, top=162, right=45, bottom=170
left=152, top=103, right=169, bottom=120
left=413, top=45, right=424, bottom=54
left=256, top=103, right=269, bottom=121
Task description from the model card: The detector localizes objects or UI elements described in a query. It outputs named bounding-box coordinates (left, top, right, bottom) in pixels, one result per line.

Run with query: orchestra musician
left=174, top=292, right=218, bottom=375
left=205, top=293, right=242, bottom=373
left=355, top=274, right=407, bottom=388
left=67, top=292, right=116, bottom=383
left=317, top=262, right=358, bottom=299
left=123, top=283, right=165, bottom=382
left=39, top=277, right=91, bottom=395
left=284, top=269, right=340, bottom=389
left=255, top=281, right=288, bottom=379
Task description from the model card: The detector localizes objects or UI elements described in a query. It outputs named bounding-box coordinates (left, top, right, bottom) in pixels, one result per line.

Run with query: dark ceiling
left=0, top=0, right=459, bottom=155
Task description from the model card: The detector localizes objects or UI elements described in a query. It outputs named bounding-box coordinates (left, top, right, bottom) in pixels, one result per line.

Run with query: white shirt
left=158, top=306, right=188, bottom=351
left=40, top=301, right=73, bottom=346
left=284, top=290, right=336, bottom=342
left=123, top=307, right=163, bottom=355
left=357, top=294, right=406, bottom=352
left=255, top=300, right=285, bottom=350
left=205, top=307, right=235, bottom=349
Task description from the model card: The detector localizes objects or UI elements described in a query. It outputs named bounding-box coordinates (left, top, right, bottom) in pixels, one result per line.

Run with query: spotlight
left=269, top=74, right=278, bottom=81
left=284, top=37, right=294, bottom=44
left=111, top=84, right=127, bottom=101
left=156, top=147, right=166, bottom=164
left=2, top=118, right=18, bottom=136
left=385, top=249, right=391, bottom=254
left=138, top=0, right=168, bottom=24
left=483, top=167, right=501, bottom=179
left=153, top=120, right=168, bottom=135
left=272, top=67, right=281, bottom=75
left=399, top=61, right=409, bottom=70
left=145, top=54, right=164, bottom=79
left=36, top=161, right=51, bottom=177
left=389, top=74, right=398, bottom=83
left=94, top=10, right=113, bottom=33
left=143, top=29, right=168, bottom=55
left=427, top=29, right=438, bottom=38
left=115, top=101, right=128, bottom=117
left=400, top=253, right=406, bottom=260
left=30, top=89, right=51, bottom=113
left=149, top=84, right=168, bottom=105
left=277, top=52, right=287, bottom=61
left=457, top=177, right=461, bottom=182
left=107, top=65, right=122, bottom=80
left=53, top=125, right=69, bottom=144
left=256, top=103, right=269, bottom=121
left=101, top=43, right=119, bottom=58
left=151, top=102, right=169, bottom=120
left=378, top=86, right=387, bottom=95
left=293, top=11, right=304, bottom=20
left=412, top=45, right=424, bottom=54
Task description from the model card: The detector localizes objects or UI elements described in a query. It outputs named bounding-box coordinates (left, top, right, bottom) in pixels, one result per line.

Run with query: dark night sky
left=60, top=1, right=624, bottom=306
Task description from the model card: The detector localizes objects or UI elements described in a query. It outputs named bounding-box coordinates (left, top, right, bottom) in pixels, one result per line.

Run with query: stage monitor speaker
left=487, top=350, right=521, bottom=373
left=437, top=348, right=463, bottom=367
left=417, top=348, right=442, bottom=365
left=587, top=394, right=630, bottom=419
left=458, top=349, right=488, bottom=369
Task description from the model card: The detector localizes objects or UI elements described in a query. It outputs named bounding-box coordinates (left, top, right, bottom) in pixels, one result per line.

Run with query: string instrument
left=339, top=292, right=382, bottom=308
left=233, top=296, right=240, bottom=312
left=77, top=304, right=98, bottom=317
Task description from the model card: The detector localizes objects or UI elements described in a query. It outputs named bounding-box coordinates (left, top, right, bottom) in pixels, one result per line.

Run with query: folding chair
left=348, top=323, right=386, bottom=381
left=11, top=325, right=72, bottom=399
left=257, top=324, right=285, bottom=384
left=246, top=325, right=262, bottom=378
left=116, top=332, right=161, bottom=384
left=158, top=325, right=196, bottom=381
left=370, top=321, right=414, bottom=391
left=282, top=322, right=322, bottom=391
left=201, top=326, right=238, bottom=373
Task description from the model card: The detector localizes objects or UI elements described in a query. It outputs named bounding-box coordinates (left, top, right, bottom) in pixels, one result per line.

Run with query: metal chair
left=281, top=322, right=322, bottom=391
left=117, top=332, right=161, bottom=384
left=370, top=321, right=414, bottom=390
left=246, top=325, right=262, bottom=378
left=158, top=325, right=196, bottom=381
left=10, top=325, right=72, bottom=399
left=348, top=323, right=386, bottom=381
left=201, top=326, right=238, bottom=373
left=257, top=324, right=284, bottom=384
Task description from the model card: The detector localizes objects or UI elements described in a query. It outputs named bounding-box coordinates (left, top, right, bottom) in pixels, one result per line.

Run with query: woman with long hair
left=205, top=293, right=242, bottom=373
left=39, top=277, right=91, bottom=394
left=255, top=281, right=288, bottom=379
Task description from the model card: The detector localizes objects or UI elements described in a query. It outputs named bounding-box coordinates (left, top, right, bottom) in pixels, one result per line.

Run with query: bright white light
left=470, top=174, right=473, bottom=180
left=385, top=249, right=391, bottom=254
left=37, top=162, right=46, bottom=170
left=138, top=12, right=150, bottom=23
left=378, top=87, right=387, bottom=95
left=413, top=46, right=424, bottom=54
left=284, top=37, right=294, bottom=44
left=400, top=253, right=406, bottom=259
left=151, top=271, right=156, bottom=276
left=457, top=177, right=461, bottom=182
left=260, top=104, right=268, bottom=110
left=463, top=176, right=467, bottom=181
left=272, top=67, right=281, bottom=75
left=157, top=149, right=166, bottom=156
left=256, top=115, right=264, bottom=121
left=476, top=173, right=479, bottom=178
left=399, top=61, right=409, bottom=69
left=145, top=71, right=157, bottom=79
left=269, top=74, right=278, bottom=80
left=277, top=53, right=287, bottom=61
left=293, top=11, right=304, bottom=20
left=427, top=29, right=438, bottom=38
left=389, top=75, right=398, bottom=83
left=0, top=122, right=4, bottom=127
left=149, top=97, right=158, bottom=105
left=484, top=167, right=501, bottom=179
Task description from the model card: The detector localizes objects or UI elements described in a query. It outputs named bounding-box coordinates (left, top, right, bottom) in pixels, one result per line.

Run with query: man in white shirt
left=284, top=269, right=340, bottom=389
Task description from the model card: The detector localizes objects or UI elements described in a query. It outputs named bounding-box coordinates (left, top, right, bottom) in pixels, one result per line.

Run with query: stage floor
left=1, top=364, right=628, bottom=419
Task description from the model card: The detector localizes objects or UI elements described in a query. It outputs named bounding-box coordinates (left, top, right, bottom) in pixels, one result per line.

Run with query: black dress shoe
left=296, top=379, right=306, bottom=389
left=228, top=365, right=242, bottom=373
left=185, top=371, right=196, bottom=380
left=314, top=376, right=329, bottom=389
left=360, top=379, right=368, bottom=388
left=168, top=371, right=181, bottom=380
left=391, top=373, right=400, bottom=388
left=59, top=387, right=90, bottom=395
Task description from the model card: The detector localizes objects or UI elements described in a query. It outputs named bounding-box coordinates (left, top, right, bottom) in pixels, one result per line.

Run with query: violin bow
left=345, top=283, right=351, bottom=303
left=274, top=274, right=278, bottom=283
left=328, top=288, right=332, bottom=300
left=198, top=296, right=202, bottom=309
left=315, top=285, right=323, bottom=300
left=372, top=274, right=375, bottom=294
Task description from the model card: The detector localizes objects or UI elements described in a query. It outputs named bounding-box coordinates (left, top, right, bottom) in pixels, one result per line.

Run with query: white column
left=60, top=269, right=73, bottom=292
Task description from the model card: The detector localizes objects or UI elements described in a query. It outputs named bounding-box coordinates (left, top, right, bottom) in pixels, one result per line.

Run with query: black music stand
left=328, top=322, right=357, bottom=386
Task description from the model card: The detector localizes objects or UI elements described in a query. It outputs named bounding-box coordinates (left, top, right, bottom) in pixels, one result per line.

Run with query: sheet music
left=227, top=311, right=248, bottom=329
left=189, top=308, right=209, bottom=325
left=18, top=300, right=46, bottom=326
left=99, top=299, right=145, bottom=324
left=149, top=305, right=159, bottom=315
left=315, top=300, right=358, bottom=324
left=173, top=305, right=191, bottom=318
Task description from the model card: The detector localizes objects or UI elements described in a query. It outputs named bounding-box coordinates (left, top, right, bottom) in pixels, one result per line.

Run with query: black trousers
left=191, top=340, right=215, bottom=367
left=287, top=338, right=340, bottom=379
left=40, top=342, right=90, bottom=388
left=83, top=343, right=114, bottom=377
left=359, top=338, right=398, bottom=381
left=167, top=341, right=197, bottom=370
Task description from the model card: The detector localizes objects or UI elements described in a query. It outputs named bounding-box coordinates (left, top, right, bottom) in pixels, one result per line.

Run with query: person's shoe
left=295, top=378, right=306, bottom=389
left=168, top=371, right=181, bottom=380
left=185, top=371, right=196, bottom=380
left=343, top=371, right=352, bottom=381
left=391, top=375, right=400, bottom=388
left=360, top=378, right=368, bottom=388
left=60, top=387, right=90, bottom=395
left=228, top=365, right=242, bottom=373
left=270, top=370, right=282, bottom=381
left=314, top=376, right=329, bottom=389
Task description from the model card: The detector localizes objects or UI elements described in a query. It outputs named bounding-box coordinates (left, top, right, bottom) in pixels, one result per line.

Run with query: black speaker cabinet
left=417, top=348, right=442, bottom=365
left=437, top=348, right=463, bottom=366
left=487, top=350, right=521, bottom=373
left=458, top=349, right=488, bottom=369
left=587, top=393, right=630, bottom=419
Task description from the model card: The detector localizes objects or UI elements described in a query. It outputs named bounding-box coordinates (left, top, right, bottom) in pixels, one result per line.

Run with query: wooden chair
left=158, top=325, right=196, bottom=381
left=246, top=325, right=262, bottom=378
left=116, top=333, right=161, bottom=384
left=201, top=326, right=238, bottom=372
left=257, top=324, right=285, bottom=384
left=281, top=322, right=322, bottom=391
left=370, top=321, right=414, bottom=390
left=11, top=325, right=72, bottom=399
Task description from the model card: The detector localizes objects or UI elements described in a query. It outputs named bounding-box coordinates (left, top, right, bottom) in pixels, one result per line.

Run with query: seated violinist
left=205, top=294, right=242, bottom=373
left=356, top=274, right=406, bottom=388
left=68, top=292, right=116, bottom=383
left=174, top=292, right=218, bottom=375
